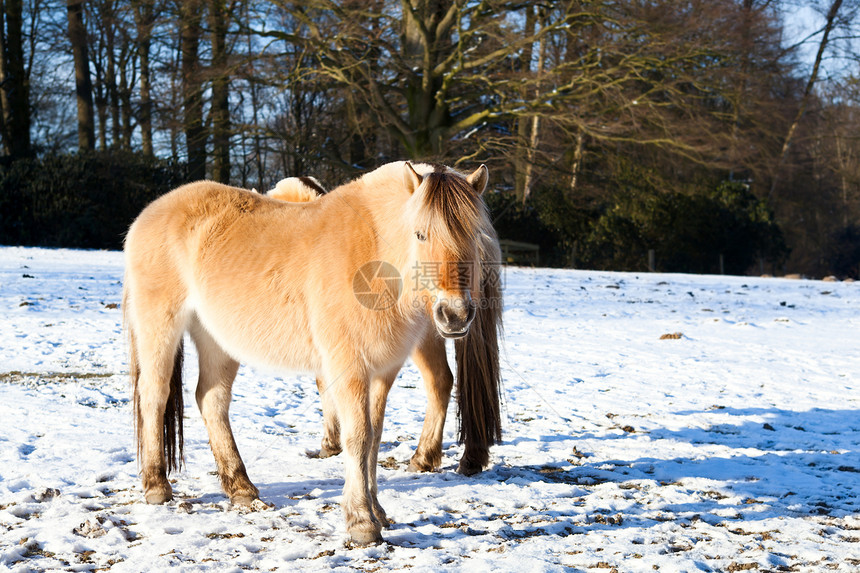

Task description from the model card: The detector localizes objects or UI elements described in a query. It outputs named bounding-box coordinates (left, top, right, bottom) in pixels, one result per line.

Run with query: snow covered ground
left=1, top=246, right=858, bottom=572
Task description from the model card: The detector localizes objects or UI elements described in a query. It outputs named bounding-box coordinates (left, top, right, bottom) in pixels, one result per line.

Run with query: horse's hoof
left=144, top=489, right=173, bottom=504
left=372, top=507, right=391, bottom=528
left=230, top=494, right=258, bottom=507
left=407, top=451, right=441, bottom=473
left=233, top=498, right=271, bottom=513
left=348, top=527, right=384, bottom=546
left=407, top=459, right=433, bottom=473
left=456, top=461, right=483, bottom=476
left=319, top=445, right=342, bottom=459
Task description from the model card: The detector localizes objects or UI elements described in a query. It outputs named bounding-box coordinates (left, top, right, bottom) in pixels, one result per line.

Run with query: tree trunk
left=119, top=45, right=133, bottom=149
left=168, top=25, right=179, bottom=159
left=132, top=0, right=155, bottom=156
left=728, top=0, right=755, bottom=178
left=5, top=0, right=30, bottom=157
left=250, top=77, right=264, bottom=189
left=521, top=8, right=547, bottom=205
left=0, top=4, right=11, bottom=155
left=521, top=113, right=540, bottom=204
left=769, top=0, right=843, bottom=201
left=834, top=128, right=853, bottom=228
left=66, top=0, right=94, bottom=152
left=180, top=0, right=205, bottom=180
left=569, top=129, right=584, bottom=195
left=514, top=4, right=537, bottom=202
left=104, top=3, right=120, bottom=149
left=209, top=0, right=230, bottom=183
left=400, top=0, right=454, bottom=157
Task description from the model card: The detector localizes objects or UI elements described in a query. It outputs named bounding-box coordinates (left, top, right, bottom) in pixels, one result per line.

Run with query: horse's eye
left=415, top=231, right=427, bottom=242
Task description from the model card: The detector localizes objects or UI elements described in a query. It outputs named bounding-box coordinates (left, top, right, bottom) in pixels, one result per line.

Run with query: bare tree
left=209, top=0, right=230, bottom=183
left=519, top=7, right=547, bottom=204
left=179, top=0, right=205, bottom=179
left=819, top=81, right=860, bottom=227
left=0, top=3, right=11, bottom=155
left=2, top=0, right=30, bottom=157
left=770, top=0, right=844, bottom=200
left=66, top=0, right=94, bottom=151
left=132, top=0, right=156, bottom=156
left=263, top=1, right=567, bottom=159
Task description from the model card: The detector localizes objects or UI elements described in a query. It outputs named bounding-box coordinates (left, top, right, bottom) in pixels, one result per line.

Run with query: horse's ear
left=467, top=164, right=489, bottom=195
left=404, top=162, right=423, bottom=194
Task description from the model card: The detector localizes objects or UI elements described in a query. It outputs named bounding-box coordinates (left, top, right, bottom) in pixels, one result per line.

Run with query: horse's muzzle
left=433, top=295, right=476, bottom=339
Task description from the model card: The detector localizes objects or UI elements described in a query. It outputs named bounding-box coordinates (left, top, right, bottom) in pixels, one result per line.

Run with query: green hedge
left=0, top=152, right=795, bottom=276
left=584, top=182, right=788, bottom=274
left=485, top=185, right=595, bottom=267
left=487, top=181, right=788, bottom=274
left=0, top=151, right=187, bottom=250
left=828, top=225, right=860, bottom=278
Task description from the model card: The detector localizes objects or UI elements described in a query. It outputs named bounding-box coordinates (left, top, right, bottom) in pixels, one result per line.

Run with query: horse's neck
left=331, top=167, right=465, bottom=326
left=330, top=173, right=429, bottom=313
left=332, top=174, right=412, bottom=264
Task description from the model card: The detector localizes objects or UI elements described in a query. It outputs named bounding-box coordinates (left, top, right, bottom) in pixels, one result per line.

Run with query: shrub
left=485, top=185, right=596, bottom=267
left=582, top=182, right=788, bottom=274
left=827, top=225, right=860, bottom=278
left=0, top=150, right=186, bottom=250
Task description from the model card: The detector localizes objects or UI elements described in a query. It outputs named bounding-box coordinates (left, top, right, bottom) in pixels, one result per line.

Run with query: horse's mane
left=417, top=172, right=487, bottom=259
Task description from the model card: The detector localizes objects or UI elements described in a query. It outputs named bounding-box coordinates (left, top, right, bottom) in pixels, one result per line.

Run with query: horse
left=260, top=174, right=504, bottom=476
left=266, top=176, right=327, bottom=202
left=122, top=161, right=502, bottom=544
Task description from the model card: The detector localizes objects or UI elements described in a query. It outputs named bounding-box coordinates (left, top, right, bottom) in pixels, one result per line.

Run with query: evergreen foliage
left=0, top=151, right=186, bottom=250
left=489, top=181, right=787, bottom=274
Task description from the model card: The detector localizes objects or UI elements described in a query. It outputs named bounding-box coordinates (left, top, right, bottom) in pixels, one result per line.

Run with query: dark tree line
left=0, top=0, right=859, bottom=276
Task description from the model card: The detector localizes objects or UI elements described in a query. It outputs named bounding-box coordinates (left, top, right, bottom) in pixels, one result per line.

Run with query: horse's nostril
left=434, top=302, right=448, bottom=325
left=466, top=302, right=476, bottom=323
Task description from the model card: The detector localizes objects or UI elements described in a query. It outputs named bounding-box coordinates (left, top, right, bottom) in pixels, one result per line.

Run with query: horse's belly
left=192, top=292, right=321, bottom=373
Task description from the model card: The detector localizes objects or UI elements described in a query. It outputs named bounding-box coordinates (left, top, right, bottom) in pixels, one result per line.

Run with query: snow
left=1, top=246, right=858, bottom=572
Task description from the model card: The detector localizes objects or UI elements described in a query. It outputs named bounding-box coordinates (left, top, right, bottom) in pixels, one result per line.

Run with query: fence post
left=719, top=253, right=725, bottom=275
left=648, top=249, right=655, bottom=272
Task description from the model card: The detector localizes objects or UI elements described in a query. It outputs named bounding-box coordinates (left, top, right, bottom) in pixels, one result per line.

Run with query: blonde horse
left=123, top=162, right=501, bottom=544
left=262, top=175, right=503, bottom=476
left=266, top=176, right=326, bottom=202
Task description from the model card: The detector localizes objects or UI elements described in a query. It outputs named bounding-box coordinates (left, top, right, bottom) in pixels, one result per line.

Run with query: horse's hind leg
left=315, top=377, right=342, bottom=458
left=189, top=318, right=259, bottom=505
left=407, top=333, right=453, bottom=472
left=129, top=293, right=187, bottom=504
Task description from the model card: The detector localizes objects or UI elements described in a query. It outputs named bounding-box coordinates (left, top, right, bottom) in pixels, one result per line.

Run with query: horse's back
left=129, top=181, right=268, bottom=249
left=124, top=180, right=357, bottom=372
left=123, top=174, right=426, bottom=375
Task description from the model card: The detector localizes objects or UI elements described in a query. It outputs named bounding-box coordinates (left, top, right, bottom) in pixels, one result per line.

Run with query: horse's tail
left=454, top=236, right=503, bottom=475
left=124, top=281, right=185, bottom=473
left=162, top=340, right=185, bottom=473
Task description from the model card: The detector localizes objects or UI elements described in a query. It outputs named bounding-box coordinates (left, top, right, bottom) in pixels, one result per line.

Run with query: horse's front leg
left=369, top=368, right=398, bottom=527
left=408, top=333, right=453, bottom=472
left=332, top=372, right=382, bottom=545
